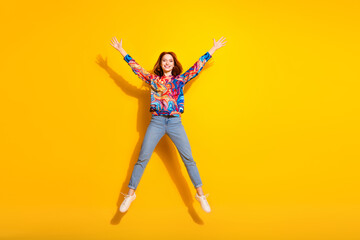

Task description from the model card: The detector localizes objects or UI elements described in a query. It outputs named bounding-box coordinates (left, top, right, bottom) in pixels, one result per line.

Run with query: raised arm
left=180, top=52, right=212, bottom=84
left=110, top=37, right=152, bottom=85
left=181, top=37, right=227, bottom=84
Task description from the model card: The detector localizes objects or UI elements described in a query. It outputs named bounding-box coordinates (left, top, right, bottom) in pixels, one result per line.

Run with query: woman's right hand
left=110, top=37, right=123, bottom=51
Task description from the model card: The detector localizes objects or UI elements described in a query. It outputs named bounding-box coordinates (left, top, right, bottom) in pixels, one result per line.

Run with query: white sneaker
left=119, top=192, right=136, bottom=212
left=195, top=193, right=211, bottom=213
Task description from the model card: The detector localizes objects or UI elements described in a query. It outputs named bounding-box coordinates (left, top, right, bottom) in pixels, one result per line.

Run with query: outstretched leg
left=166, top=117, right=211, bottom=212
left=128, top=116, right=166, bottom=191
left=166, top=117, right=203, bottom=190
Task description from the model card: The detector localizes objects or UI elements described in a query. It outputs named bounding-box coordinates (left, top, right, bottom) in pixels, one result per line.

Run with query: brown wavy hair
left=151, top=52, right=183, bottom=77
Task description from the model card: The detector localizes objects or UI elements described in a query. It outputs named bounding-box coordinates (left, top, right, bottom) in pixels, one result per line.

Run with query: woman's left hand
left=213, top=37, right=227, bottom=50
left=208, top=37, right=226, bottom=56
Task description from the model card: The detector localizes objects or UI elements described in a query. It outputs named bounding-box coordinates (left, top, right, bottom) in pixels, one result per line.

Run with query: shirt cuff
left=124, top=54, right=132, bottom=63
left=201, top=52, right=212, bottom=62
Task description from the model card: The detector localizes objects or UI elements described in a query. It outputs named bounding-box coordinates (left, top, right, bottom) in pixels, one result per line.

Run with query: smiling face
left=161, top=54, right=174, bottom=75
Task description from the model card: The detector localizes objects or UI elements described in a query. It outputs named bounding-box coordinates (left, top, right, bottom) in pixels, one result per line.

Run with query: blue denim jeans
left=128, top=115, right=203, bottom=190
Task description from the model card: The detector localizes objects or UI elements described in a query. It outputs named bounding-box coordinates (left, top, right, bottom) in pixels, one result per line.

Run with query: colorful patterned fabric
left=124, top=52, right=212, bottom=117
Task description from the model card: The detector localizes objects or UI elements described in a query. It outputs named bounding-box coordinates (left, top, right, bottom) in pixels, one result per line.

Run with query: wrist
left=208, top=47, right=216, bottom=56
left=119, top=48, right=127, bottom=57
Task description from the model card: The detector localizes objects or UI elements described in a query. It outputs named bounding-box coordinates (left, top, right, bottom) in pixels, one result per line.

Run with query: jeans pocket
left=170, top=117, right=182, bottom=124
left=151, top=115, right=163, bottom=123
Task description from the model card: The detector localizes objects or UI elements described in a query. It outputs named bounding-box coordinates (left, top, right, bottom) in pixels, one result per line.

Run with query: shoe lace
left=121, top=192, right=133, bottom=199
left=198, top=193, right=210, bottom=199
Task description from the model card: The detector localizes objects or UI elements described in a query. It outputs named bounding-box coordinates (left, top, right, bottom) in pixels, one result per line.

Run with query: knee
left=184, top=156, right=196, bottom=165
left=134, top=157, right=149, bottom=168
left=183, top=153, right=195, bottom=161
left=138, top=151, right=152, bottom=161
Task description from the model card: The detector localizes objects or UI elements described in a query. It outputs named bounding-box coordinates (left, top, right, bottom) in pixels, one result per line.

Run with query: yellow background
left=1, top=0, right=359, bottom=239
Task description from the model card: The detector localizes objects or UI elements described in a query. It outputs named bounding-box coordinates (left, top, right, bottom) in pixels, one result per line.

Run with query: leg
left=195, top=186, right=205, bottom=196
left=166, top=117, right=203, bottom=190
left=128, top=116, right=166, bottom=191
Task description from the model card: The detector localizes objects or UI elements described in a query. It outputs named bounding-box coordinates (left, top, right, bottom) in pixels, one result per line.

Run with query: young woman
left=110, top=36, right=226, bottom=213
